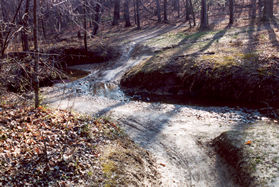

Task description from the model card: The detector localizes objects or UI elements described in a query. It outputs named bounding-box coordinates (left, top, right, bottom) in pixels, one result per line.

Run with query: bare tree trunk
left=33, top=0, right=39, bottom=108
left=83, top=0, right=88, bottom=52
left=177, top=0, right=180, bottom=18
left=173, top=0, right=177, bottom=9
left=0, top=30, right=3, bottom=54
left=136, top=0, right=140, bottom=29
left=92, top=1, right=101, bottom=35
left=263, top=0, right=273, bottom=21
left=163, top=0, right=168, bottom=22
left=21, top=0, right=30, bottom=51
left=155, top=0, right=162, bottom=22
left=155, top=0, right=161, bottom=22
left=41, top=18, right=47, bottom=39
left=270, top=0, right=273, bottom=17
left=0, top=1, right=4, bottom=51
left=185, top=0, right=190, bottom=21
left=259, top=0, right=264, bottom=16
left=189, top=0, right=196, bottom=26
left=133, top=0, right=137, bottom=25
left=251, top=0, right=256, bottom=19
left=112, top=0, right=120, bottom=26
left=200, top=0, right=209, bottom=30
left=229, top=0, right=234, bottom=24
left=124, top=0, right=131, bottom=27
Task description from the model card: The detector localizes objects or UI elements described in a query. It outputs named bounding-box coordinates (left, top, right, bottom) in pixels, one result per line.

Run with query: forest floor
left=41, top=19, right=279, bottom=186
left=0, top=93, right=161, bottom=186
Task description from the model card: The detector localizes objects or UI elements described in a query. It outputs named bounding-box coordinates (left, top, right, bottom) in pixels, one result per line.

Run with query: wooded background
left=1, top=0, right=278, bottom=57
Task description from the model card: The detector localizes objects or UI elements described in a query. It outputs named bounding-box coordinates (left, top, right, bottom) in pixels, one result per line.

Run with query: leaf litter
left=0, top=102, right=160, bottom=186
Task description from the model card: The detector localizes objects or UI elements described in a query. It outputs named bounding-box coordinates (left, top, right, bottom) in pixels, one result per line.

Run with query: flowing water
left=43, top=26, right=267, bottom=186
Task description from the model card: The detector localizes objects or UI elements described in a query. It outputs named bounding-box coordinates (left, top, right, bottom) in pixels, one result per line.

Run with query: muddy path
left=43, top=25, right=267, bottom=186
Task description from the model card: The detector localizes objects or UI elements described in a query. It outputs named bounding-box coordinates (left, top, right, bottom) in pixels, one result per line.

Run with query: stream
left=43, top=26, right=267, bottom=186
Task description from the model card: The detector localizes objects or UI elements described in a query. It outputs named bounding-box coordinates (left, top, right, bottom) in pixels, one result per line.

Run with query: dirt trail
left=43, top=25, right=266, bottom=186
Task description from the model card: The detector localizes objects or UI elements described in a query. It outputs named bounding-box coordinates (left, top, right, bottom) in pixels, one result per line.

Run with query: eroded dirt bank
left=121, top=54, right=279, bottom=108
left=43, top=25, right=278, bottom=186
left=120, top=23, right=279, bottom=108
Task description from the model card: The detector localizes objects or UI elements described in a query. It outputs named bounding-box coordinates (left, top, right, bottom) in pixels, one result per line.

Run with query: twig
left=40, top=133, right=49, bottom=175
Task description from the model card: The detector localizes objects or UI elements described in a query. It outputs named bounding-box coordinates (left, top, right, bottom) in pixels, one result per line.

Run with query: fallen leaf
left=159, top=163, right=166, bottom=167
left=245, top=140, right=252, bottom=145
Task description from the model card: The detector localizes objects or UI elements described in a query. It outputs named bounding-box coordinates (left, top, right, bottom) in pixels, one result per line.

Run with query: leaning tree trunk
left=229, top=0, right=234, bottom=24
left=112, top=0, right=120, bottom=26
left=155, top=0, right=161, bottom=22
left=33, top=0, right=39, bottom=108
left=124, top=0, right=131, bottom=27
left=200, top=0, right=209, bottom=30
left=163, top=0, right=168, bottom=22
left=136, top=0, right=140, bottom=29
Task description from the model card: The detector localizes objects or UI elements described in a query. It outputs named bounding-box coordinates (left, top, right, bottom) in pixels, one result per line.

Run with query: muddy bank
left=212, top=122, right=279, bottom=186
left=0, top=56, right=88, bottom=93
left=120, top=53, right=279, bottom=108
left=48, top=44, right=121, bottom=67
left=0, top=56, right=66, bottom=93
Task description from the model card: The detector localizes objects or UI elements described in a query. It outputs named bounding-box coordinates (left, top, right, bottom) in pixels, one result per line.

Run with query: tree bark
left=185, top=0, right=190, bottom=21
left=92, top=1, right=101, bottom=35
left=112, top=0, right=120, bottom=26
left=83, top=0, right=88, bottom=52
left=173, top=0, right=177, bottom=9
left=251, top=0, right=256, bottom=19
left=200, top=0, right=209, bottom=30
left=163, top=0, right=168, bottom=22
left=259, top=0, right=263, bottom=16
left=21, top=0, right=30, bottom=51
left=189, top=0, right=196, bottom=26
left=41, top=18, right=47, bottom=39
left=133, top=0, right=137, bottom=25
left=136, top=0, right=140, bottom=29
left=177, top=0, right=180, bottom=18
left=124, top=0, right=131, bottom=27
left=229, top=0, right=234, bottom=24
left=263, top=0, right=273, bottom=21
left=155, top=0, right=161, bottom=22
left=33, top=0, right=39, bottom=108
